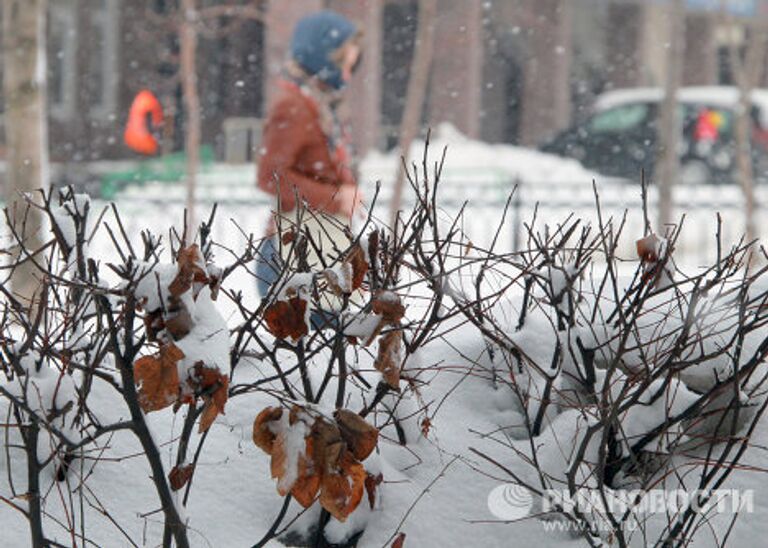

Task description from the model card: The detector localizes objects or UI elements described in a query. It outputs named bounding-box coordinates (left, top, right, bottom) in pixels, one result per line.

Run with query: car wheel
left=679, top=160, right=712, bottom=185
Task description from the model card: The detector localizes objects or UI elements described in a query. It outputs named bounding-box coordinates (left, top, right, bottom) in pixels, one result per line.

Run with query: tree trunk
left=656, top=0, right=685, bottom=231
left=730, top=25, right=768, bottom=248
left=21, top=419, right=45, bottom=547
left=734, top=91, right=757, bottom=246
left=180, top=0, right=200, bottom=236
left=389, top=0, right=438, bottom=229
left=2, top=0, right=50, bottom=309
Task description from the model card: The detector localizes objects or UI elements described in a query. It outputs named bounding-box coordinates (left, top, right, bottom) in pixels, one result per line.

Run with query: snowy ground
left=0, top=300, right=591, bottom=547
left=2, top=132, right=768, bottom=546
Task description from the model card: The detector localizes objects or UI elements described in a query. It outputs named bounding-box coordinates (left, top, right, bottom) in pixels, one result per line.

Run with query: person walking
left=256, top=10, right=363, bottom=301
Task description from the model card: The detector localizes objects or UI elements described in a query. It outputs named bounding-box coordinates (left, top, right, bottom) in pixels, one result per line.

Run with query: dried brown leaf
left=169, top=244, right=208, bottom=298
left=134, top=343, right=184, bottom=412
left=253, top=406, right=283, bottom=454
left=290, top=437, right=321, bottom=508
left=270, top=435, right=287, bottom=492
left=334, top=409, right=379, bottom=461
left=187, top=363, right=229, bottom=432
left=374, top=331, right=402, bottom=390
left=347, top=244, right=368, bottom=291
left=367, top=230, right=380, bottom=266
left=263, top=297, right=308, bottom=341
left=421, top=417, right=432, bottom=438
left=372, top=292, right=405, bottom=325
left=311, top=418, right=344, bottom=475
left=365, top=472, right=383, bottom=510
left=168, top=464, right=195, bottom=491
left=319, top=451, right=365, bottom=521
left=281, top=229, right=296, bottom=245
left=198, top=399, right=218, bottom=433
left=636, top=234, right=661, bottom=263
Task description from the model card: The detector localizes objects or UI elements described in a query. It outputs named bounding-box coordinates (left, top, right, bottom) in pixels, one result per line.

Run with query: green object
left=100, top=145, right=215, bottom=200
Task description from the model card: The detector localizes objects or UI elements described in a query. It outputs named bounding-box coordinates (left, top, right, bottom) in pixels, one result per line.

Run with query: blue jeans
left=256, top=238, right=281, bottom=298
left=255, top=238, right=337, bottom=330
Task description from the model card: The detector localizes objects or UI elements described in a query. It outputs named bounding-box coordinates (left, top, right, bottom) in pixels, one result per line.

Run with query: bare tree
left=656, top=0, right=685, bottom=231
left=2, top=0, right=49, bottom=310
left=179, top=0, right=201, bottom=235
left=389, top=0, right=438, bottom=229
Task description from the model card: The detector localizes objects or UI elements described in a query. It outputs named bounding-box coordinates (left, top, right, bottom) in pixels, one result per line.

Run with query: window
left=589, top=104, right=649, bottom=133
left=49, top=2, right=78, bottom=120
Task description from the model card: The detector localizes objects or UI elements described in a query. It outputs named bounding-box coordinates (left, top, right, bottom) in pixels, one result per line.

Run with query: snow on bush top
left=5, top=351, right=79, bottom=448
left=131, top=245, right=230, bottom=432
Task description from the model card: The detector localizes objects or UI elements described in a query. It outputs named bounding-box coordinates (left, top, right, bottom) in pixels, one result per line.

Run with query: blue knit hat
left=290, top=10, right=356, bottom=90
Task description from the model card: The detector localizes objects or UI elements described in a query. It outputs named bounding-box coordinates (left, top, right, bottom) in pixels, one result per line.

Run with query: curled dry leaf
left=281, top=228, right=296, bottom=245
left=334, top=409, right=379, bottom=461
left=198, top=399, right=219, bottom=433
left=270, top=434, right=288, bottom=492
left=636, top=233, right=674, bottom=287
left=322, top=243, right=367, bottom=296
left=421, top=417, right=432, bottom=438
left=392, top=532, right=406, bottom=548
left=168, top=464, right=195, bottom=491
left=319, top=451, right=366, bottom=522
left=144, top=244, right=220, bottom=343
left=290, top=437, right=321, bottom=508
left=374, top=330, right=403, bottom=390
left=347, top=244, right=368, bottom=291
left=207, top=265, right=223, bottom=301
left=273, top=433, right=316, bottom=500
left=372, top=291, right=405, bottom=325
left=338, top=450, right=366, bottom=517
left=134, top=343, right=184, bottom=412
left=169, top=244, right=209, bottom=298
left=353, top=291, right=406, bottom=347
left=259, top=407, right=315, bottom=498
left=253, top=406, right=283, bottom=453
left=365, top=472, right=383, bottom=510
left=190, top=364, right=228, bottom=403
left=263, top=297, right=308, bottom=341
left=636, top=233, right=662, bottom=263
left=253, top=406, right=379, bottom=520
left=311, top=418, right=345, bottom=475
left=189, top=363, right=229, bottom=432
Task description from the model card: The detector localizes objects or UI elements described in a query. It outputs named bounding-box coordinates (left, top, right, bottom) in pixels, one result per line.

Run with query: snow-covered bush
left=1, top=150, right=767, bottom=548
left=399, top=161, right=768, bottom=545
left=0, top=184, right=438, bottom=547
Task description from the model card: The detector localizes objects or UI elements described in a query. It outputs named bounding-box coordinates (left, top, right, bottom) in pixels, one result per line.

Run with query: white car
left=540, top=86, right=768, bottom=184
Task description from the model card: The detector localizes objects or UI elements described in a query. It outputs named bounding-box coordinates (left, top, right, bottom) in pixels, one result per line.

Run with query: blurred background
left=2, top=0, right=768, bottom=266
left=0, top=1, right=765, bottom=166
